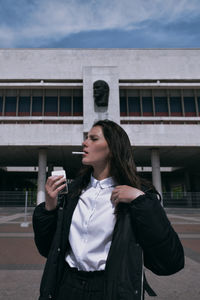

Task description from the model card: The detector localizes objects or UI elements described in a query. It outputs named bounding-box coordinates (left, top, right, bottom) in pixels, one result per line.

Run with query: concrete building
left=0, top=49, right=200, bottom=206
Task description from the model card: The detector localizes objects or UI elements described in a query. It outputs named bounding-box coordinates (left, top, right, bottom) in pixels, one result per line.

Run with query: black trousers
left=57, top=263, right=105, bottom=300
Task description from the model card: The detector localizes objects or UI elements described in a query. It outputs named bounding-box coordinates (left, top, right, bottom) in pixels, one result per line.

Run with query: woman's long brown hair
left=69, top=120, right=155, bottom=203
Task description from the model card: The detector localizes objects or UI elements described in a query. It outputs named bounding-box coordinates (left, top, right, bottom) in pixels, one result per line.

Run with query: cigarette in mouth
left=72, top=151, right=85, bottom=155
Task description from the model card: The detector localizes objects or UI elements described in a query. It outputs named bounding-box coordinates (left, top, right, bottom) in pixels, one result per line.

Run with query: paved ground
left=0, top=206, right=200, bottom=300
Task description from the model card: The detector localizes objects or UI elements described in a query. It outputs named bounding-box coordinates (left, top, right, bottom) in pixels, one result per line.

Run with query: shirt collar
left=90, top=175, right=116, bottom=189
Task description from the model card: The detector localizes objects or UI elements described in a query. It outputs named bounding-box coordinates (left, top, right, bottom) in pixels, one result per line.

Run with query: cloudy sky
left=0, top=0, right=200, bottom=48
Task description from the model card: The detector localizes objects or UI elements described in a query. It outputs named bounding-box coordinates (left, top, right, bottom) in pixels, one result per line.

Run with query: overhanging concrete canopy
left=0, top=145, right=200, bottom=172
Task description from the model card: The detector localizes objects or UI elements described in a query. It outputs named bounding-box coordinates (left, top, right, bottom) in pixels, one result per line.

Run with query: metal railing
left=0, top=191, right=37, bottom=207
left=0, top=191, right=199, bottom=208
left=162, top=192, right=200, bottom=208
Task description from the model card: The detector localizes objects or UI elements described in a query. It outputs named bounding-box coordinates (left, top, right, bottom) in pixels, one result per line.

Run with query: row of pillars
left=36, top=148, right=162, bottom=205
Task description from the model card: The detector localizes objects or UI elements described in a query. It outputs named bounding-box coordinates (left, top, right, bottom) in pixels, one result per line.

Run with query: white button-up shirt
left=66, top=175, right=117, bottom=271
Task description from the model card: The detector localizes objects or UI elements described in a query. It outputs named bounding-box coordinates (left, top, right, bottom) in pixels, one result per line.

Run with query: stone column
left=151, top=148, right=162, bottom=198
left=37, top=149, right=47, bottom=205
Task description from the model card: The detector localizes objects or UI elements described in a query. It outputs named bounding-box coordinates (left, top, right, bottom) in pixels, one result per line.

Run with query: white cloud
left=0, top=0, right=200, bottom=47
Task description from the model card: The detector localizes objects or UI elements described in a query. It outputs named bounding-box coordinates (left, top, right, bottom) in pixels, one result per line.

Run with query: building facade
left=0, top=49, right=200, bottom=207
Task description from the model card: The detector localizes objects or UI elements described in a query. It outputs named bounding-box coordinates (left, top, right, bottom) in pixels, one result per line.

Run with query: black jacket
left=33, top=183, right=184, bottom=300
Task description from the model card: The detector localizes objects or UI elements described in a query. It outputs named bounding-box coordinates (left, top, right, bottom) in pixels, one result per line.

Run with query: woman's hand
left=111, top=185, right=144, bottom=206
left=45, top=175, right=67, bottom=211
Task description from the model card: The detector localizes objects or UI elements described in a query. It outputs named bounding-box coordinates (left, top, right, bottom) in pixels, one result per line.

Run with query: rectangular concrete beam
left=122, top=124, right=200, bottom=147
left=0, top=124, right=83, bottom=146
left=0, top=123, right=200, bottom=147
left=1, top=49, right=200, bottom=80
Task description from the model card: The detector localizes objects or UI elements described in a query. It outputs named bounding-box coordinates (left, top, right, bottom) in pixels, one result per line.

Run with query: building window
left=5, top=97, right=17, bottom=116
left=154, top=90, right=168, bottom=116
left=154, top=97, right=168, bottom=116
left=120, top=90, right=127, bottom=116
left=197, top=89, right=200, bottom=116
left=170, top=97, right=182, bottom=116
left=142, top=90, right=153, bottom=116
left=32, top=89, right=43, bottom=116
left=120, top=89, right=154, bottom=116
left=59, top=89, right=83, bottom=116
left=120, top=88, right=200, bottom=118
left=32, top=97, right=43, bottom=116
left=183, top=90, right=196, bottom=116
left=18, top=90, right=31, bottom=116
left=120, top=89, right=141, bottom=116
left=128, top=90, right=140, bottom=116
left=18, top=97, right=30, bottom=116
left=169, top=90, right=182, bottom=116
left=142, top=97, right=153, bottom=116
left=45, top=97, right=58, bottom=116
left=0, top=96, right=2, bottom=116
left=184, top=97, right=196, bottom=116
left=44, top=90, right=58, bottom=116
left=60, top=96, right=71, bottom=116
left=197, top=97, right=200, bottom=115
left=73, top=89, right=83, bottom=116
left=0, top=88, right=84, bottom=119
left=73, top=97, right=83, bottom=116
left=120, top=97, right=127, bottom=116
left=128, top=97, right=140, bottom=116
left=4, top=90, right=17, bottom=116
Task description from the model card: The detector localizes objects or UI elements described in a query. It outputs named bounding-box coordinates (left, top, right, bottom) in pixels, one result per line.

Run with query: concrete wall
left=123, top=124, right=200, bottom=147
left=0, top=124, right=83, bottom=146
left=1, top=49, right=200, bottom=80
left=0, top=123, right=200, bottom=147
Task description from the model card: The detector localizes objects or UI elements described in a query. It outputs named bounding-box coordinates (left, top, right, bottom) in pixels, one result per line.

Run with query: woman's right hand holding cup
left=45, top=175, right=67, bottom=211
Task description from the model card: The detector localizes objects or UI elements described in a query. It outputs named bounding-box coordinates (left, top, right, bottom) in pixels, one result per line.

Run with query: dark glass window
left=5, top=97, right=17, bottom=116
left=0, top=97, right=2, bottom=115
left=60, top=96, right=72, bottom=116
left=120, top=97, right=127, bottom=116
left=184, top=97, right=196, bottom=116
left=142, top=97, right=153, bottom=116
left=18, top=97, right=30, bottom=116
left=198, top=97, right=200, bottom=114
left=170, top=97, right=182, bottom=116
left=73, top=97, right=83, bottom=116
left=32, top=97, right=43, bottom=116
left=44, top=97, right=58, bottom=116
left=128, top=97, right=140, bottom=116
left=155, top=97, right=168, bottom=116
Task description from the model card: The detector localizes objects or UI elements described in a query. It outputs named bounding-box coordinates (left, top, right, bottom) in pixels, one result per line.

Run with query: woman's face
left=82, top=126, right=110, bottom=169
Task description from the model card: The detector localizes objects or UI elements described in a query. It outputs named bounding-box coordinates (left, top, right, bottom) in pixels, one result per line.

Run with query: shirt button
left=134, top=290, right=138, bottom=295
left=57, top=248, right=61, bottom=252
left=48, top=294, right=52, bottom=299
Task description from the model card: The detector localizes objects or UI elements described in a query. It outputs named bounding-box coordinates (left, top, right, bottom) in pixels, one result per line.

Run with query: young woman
left=33, top=119, right=184, bottom=300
